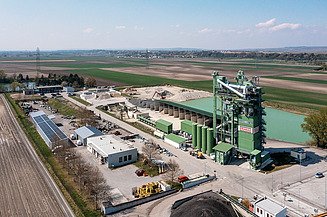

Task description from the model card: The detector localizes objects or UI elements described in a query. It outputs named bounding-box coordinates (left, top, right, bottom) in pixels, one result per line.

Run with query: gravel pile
left=171, top=192, right=238, bottom=217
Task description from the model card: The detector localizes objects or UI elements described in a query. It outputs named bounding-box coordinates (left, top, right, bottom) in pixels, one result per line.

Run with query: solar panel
left=46, top=120, right=67, bottom=139
left=33, top=113, right=68, bottom=143
left=38, top=122, right=58, bottom=142
left=33, top=116, right=44, bottom=124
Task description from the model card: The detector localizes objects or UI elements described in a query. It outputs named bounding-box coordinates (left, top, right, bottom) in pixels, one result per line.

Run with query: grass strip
left=69, top=95, right=92, bottom=106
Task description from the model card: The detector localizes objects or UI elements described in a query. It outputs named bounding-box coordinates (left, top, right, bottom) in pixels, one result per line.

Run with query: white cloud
left=134, top=25, right=144, bottom=31
left=115, top=25, right=126, bottom=30
left=255, top=18, right=276, bottom=28
left=198, top=28, right=212, bottom=33
left=171, top=24, right=180, bottom=28
left=83, top=27, right=94, bottom=33
left=269, top=23, right=301, bottom=31
left=255, top=18, right=301, bottom=32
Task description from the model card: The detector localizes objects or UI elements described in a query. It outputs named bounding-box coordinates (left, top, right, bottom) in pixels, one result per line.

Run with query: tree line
left=0, top=69, right=98, bottom=92
left=53, top=141, right=111, bottom=209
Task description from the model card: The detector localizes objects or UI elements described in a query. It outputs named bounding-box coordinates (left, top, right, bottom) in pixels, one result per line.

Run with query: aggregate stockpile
left=171, top=191, right=238, bottom=217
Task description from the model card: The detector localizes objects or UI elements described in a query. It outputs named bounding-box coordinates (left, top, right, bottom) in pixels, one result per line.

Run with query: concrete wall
left=102, top=190, right=177, bottom=215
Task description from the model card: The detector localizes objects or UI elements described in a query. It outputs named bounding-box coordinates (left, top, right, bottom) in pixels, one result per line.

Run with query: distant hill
left=239, top=46, right=327, bottom=54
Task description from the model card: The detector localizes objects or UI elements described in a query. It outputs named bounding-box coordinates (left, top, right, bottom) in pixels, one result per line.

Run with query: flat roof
left=165, top=134, right=186, bottom=144
left=255, top=198, right=285, bottom=215
left=37, top=85, right=62, bottom=89
left=250, top=149, right=261, bottom=156
left=156, top=119, right=172, bottom=127
left=87, top=135, right=137, bottom=157
left=213, top=142, right=234, bottom=153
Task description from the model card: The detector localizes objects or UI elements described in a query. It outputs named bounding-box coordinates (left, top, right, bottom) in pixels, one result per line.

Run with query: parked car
left=315, top=172, right=324, bottom=178
left=135, top=169, right=145, bottom=177
left=178, top=175, right=189, bottom=183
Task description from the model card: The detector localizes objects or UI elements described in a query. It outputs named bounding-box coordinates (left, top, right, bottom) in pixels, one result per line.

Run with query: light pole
left=271, top=174, right=274, bottom=194
left=241, top=177, right=244, bottom=199
left=300, top=155, right=302, bottom=182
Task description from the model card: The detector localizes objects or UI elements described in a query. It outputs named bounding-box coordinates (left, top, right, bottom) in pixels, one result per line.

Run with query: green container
left=155, top=119, right=173, bottom=134
left=181, top=120, right=193, bottom=134
left=196, top=125, right=202, bottom=150
left=202, top=126, right=207, bottom=153
left=192, top=123, right=197, bottom=147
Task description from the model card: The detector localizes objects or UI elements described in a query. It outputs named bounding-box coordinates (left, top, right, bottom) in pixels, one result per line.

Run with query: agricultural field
left=1, top=57, right=326, bottom=113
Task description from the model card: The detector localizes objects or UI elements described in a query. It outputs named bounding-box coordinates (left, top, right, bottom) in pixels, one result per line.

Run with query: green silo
left=202, top=126, right=207, bottom=153
left=196, top=125, right=202, bottom=150
left=207, top=128, right=214, bottom=154
left=192, top=123, right=197, bottom=147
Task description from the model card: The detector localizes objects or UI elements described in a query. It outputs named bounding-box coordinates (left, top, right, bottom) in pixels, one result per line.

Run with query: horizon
left=0, top=0, right=327, bottom=50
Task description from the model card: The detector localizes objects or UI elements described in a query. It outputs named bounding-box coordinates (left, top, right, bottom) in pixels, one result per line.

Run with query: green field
left=263, top=76, right=327, bottom=85
left=2, top=57, right=326, bottom=113
left=64, top=68, right=326, bottom=112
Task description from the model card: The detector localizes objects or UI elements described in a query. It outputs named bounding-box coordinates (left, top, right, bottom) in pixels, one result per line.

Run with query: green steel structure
left=212, top=70, right=266, bottom=165
left=155, top=119, right=173, bottom=134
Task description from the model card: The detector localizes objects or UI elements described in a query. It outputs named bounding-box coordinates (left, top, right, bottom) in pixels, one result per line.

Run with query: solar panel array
left=32, top=114, right=67, bottom=143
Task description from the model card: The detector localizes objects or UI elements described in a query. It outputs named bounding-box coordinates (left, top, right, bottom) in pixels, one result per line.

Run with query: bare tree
left=164, top=159, right=183, bottom=183
left=88, top=168, right=111, bottom=209
left=142, top=143, right=160, bottom=160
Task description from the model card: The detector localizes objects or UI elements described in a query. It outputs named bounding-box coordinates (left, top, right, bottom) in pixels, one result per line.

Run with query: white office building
left=86, top=135, right=137, bottom=168
left=254, top=198, right=287, bottom=217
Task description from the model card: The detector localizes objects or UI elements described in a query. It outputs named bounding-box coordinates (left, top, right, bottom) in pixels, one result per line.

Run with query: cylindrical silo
left=192, top=123, right=197, bottom=147
left=202, top=126, right=207, bottom=153
left=207, top=128, right=214, bottom=154
left=196, top=125, right=202, bottom=150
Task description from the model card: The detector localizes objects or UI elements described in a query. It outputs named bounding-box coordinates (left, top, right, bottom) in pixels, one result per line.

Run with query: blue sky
left=0, top=0, right=326, bottom=50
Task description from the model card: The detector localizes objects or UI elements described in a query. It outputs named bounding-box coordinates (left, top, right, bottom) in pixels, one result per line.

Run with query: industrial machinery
left=212, top=70, right=266, bottom=166
left=132, top=182, right=162, bottom=198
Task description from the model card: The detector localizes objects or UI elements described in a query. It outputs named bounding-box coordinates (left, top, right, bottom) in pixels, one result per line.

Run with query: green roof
left=250, top=149, right=261, bottom=156
left=213, top=142, right=234, bottom=153
left=156, top=119, right=172, bottom=127
left=165, top=134, right=186, bottom=144
left=159, top=97, right=216, bottom=118
left=181, top=119, right=193, bottom=126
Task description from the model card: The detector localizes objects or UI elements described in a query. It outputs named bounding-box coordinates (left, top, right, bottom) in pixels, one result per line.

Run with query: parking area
left=75, top=146, right=162, bottom=200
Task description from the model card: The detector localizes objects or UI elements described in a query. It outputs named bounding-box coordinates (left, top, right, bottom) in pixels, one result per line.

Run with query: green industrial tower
left=212, top=70, right=266, bottom=164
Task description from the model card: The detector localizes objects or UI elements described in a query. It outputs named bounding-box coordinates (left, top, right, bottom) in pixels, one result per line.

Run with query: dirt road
left=0, top=95, right=74, bottom=217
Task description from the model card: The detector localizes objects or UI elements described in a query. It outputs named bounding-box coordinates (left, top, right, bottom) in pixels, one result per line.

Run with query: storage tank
left=196, top=125, right=202, bottom=150
left=192, top=123, right=197, bottom=147
left=206, top=128, right=214, bottom=154
left=202, top=126, right=207, bottom=153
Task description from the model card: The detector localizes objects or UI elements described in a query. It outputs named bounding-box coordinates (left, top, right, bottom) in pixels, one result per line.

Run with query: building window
left=119, top=157, right=122, bottom=163
left=128, top=155, right=132, bottom=160
left=257, top=208, right=259, bottom=213
left=260, top=209, right=262, bottom=214
left=124, top=156, right=127, bottom=161
left=267, top=213, right=269, bottom=217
